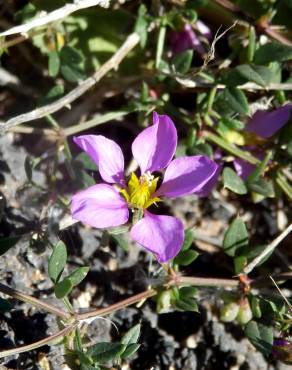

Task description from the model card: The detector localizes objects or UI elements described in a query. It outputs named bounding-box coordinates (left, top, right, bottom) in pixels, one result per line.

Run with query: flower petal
left=246, top=104, right=292, bottom=139
left=71, top=184, right=129, bottom=228
left=196, top=20, right=212, bottom=40
left=196, top=164, right=222, bottom=197
left=73, top=135, right=125, bottom=185
left=170, top=24, right=205, bottom=55
left=131, top=112, right=177, bottom=174
left=130, top=211, right=184, bottom=263
left=233, top=159, right=256, bottom=181
left=156, top=155, right=219, bottom=198
left=233, top=146, right=265, bottom=180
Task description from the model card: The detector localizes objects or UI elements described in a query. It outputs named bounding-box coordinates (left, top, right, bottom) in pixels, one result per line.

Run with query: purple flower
left=233, top=146, right=265, bottom=181
left=233, top=104, right=292, bottom=179
left=71, top=112, right=218, bottom=263
left=246, top=104, right=292, bottom=139
left=170, top=24, right=206, bottom=55
left=272, top=338, right=292, bottom=362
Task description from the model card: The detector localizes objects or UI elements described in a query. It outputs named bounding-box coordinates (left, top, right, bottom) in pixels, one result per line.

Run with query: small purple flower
left=170, top=23, right=209, bottom=55
left=71, top=112, right=218, bottom=263
left=272, top=338, right=292, bottom=362
left=246, top=104, right=292, bottom=139
left=233, top=146, right=265, bottom=181
left=233, top=104, right=292, bottom=179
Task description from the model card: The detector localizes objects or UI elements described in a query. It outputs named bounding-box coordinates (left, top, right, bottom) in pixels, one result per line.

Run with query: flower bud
left=236, top=300, right=253, bottom=325
left=220, top=302, right=240, bottom=322
left=157, top=290, right=173, bottom=313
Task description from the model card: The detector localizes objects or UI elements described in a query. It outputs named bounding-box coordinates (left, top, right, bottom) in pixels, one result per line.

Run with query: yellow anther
left=120, top=172, right=161, bottom=209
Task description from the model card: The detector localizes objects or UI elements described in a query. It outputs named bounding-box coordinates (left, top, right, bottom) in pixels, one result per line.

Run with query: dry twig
left=0, top=32, right=140, bottom=134
left=0, top=0, right=110, bottom=37
left=242, top=224, right=292, bottom=275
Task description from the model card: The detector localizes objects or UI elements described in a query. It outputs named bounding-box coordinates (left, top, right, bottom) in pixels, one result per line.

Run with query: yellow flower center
left=120, top=171, right=161, bottom=209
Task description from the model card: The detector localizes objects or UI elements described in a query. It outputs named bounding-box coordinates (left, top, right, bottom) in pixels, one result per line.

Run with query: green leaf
left=175, top=297, right=199, bottom=312
left=223, top=167, right=247, bottom=195
left=254, top=42, right=292, bottom=64
left=245, top=321, right=273, bottom=356
left=74, top=152, right=97, bottom=171
left=0, top=297, right=12, bottom=313
left=60, top=45, right=84, bottom=65
left=41, top=84, right=64, bottom=105
left=179, top=286, right=197, bottom=299
left=121, top=343, right=140, bottom=359
left=220, top=117, right=244, bottom=131
left=54, top=278, right=73, bottom=299
left=174, top=250, right=199, bottom=266
left=61, top=65, right=85, bottom=83
left=121, top=324, right=141, bottom=346
left=235, top=64, right=272, bottom=87
left=234, top=255, right=247, bottom=274
left=15, top=3, right=37, bottom=22
left=223, top=217, right=248, bottom=257
left=248, top=178, right=275, bottom=197
left=87, top=342, right=126, bottom=363
left=251, top=296, right=262, bottom=319
left=48, top=51, right=60, bottom=78
left=181, top=229, right=194, bottom=251
left=222, top=87, right=249, bottom=115
left=172, top=50, right=193, bottom=74
left=0, top=236, right=21, bottom=256
left=134, top=4, right=148, bottom=48
left=67, top=267, right=89, bottom=287
left=48, top=241, right=67, bottom=283
left=60, top=45, right=85, bottom=83
left=111, top=234, right=128, bottom=251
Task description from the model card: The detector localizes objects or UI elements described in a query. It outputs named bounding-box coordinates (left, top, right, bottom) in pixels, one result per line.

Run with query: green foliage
left=121, top=324, right=141, bottom=346
left=223, top=217, right=248, bottom=257
left=66, top=267, right=89, bottom=286
left=221, top=87, right=249, bottom=115
left=48, top=51, right=60, bottom=78
left=172, top=50, right=193, bottom=74
left=54, top=278, right=73, bottom=299
left=223, top=167, right=247, bottom=195
left=48, top=241, right=67, bottom=283
left=59, top=45, right=85, bottom=83
left=174, top=229, right=198, bottom=266
left=254, top=43, right=292, bottom=64
left=173, top=249, right=199, bottom=266
left=245, top=321, right=273, bottom=356
left=135, top=4, right=148, bottom=48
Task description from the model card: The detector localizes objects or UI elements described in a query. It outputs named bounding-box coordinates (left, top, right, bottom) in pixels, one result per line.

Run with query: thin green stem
left=74, top=327, right=83, bottom=352
left=0, top=324, right=76, bottom=358
left=0, top=283, right=69, bottom=320
left=204, top=131, right=260, bottom=164
left=276, top=171, right=292, bottom=200
left=247, top=150, right=273, bottom=185
left=155, top=24, right=166, bottom=69
left=206, top=87, right=217, bottom=113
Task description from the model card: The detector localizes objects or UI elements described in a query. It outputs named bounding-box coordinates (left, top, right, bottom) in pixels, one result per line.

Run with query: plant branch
left=76, top=289, right=157, bottom=321
left=211, top=0, right=292, bottom=45
left=77, top=276, right=240, bottom=321
left=0, top=324, right=76, bottom=358
left=0, top=32, right=140, bottom=134
left=242, top=223, right=292, bottom=275
left=0, top=283, right=69, bottom=320
left=0, top=0, right=110, bottom=37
